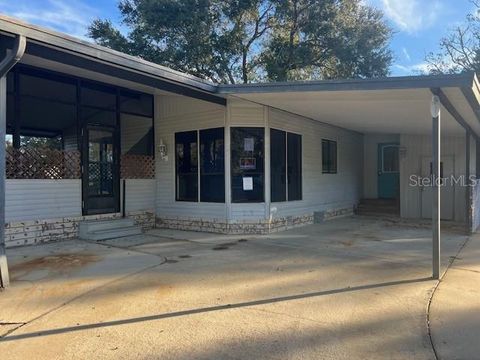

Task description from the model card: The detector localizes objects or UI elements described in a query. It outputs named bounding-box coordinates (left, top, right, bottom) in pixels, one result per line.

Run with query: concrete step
left=79, top=218, right=135, bottom=236
left=78, top=218, right=141, bottom=241
left=87, top=226, right=143, bottom=241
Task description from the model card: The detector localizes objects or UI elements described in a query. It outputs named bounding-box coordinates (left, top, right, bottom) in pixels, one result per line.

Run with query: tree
left=88, top=0, right=393, bottom=83
left=426, top=1, right=480, bottom=74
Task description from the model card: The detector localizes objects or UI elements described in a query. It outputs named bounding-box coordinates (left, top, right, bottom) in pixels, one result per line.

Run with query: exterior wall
left=363, top=133, right=400, bottom=199
left=6, top=179, right=82, bottom=222
left=155, top=95, right=227, bottom=221
left=400, top=134, right=466, bottom=223
left=155, top=96, right=363, bottom=234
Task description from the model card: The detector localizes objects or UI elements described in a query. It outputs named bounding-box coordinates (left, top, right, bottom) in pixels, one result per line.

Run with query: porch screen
left=231, top=127, right=264, bottom=203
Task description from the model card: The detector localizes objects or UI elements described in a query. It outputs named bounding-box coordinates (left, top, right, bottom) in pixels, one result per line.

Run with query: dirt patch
left=178, top=255, right=191, bottom=259
left=238, top=239, right=248, bottom=243
left=165, top=259, right=178, bottom=264
left=212, top=245, right=230, bottom=251
left=10, top=253, right=100, bottom=280
left=339, top=240, right=355, bottom=247
left=11, top=253, right=100, bottom=272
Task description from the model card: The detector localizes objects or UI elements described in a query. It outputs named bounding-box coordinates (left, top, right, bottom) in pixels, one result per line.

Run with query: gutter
left=0, top=34, right=26, bottom=289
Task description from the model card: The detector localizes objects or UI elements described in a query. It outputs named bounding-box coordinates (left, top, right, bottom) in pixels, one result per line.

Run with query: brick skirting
left=5, top=210, right=155, bottom=248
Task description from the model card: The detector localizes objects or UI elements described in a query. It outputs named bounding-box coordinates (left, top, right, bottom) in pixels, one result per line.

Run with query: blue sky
left=0, top=0, right=475, bottom=76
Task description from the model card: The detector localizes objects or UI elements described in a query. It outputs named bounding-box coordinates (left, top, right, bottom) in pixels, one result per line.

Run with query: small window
left=322, top=139, right=337, bottom=174
left=200, top=128, right=225, bottom=202
left=175, top=131, right=198, bottom=202
left=231, top=127, right=264, bottom=203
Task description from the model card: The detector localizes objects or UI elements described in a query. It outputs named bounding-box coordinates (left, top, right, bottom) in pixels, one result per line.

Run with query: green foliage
left=88, top=0, right=393, bottom=83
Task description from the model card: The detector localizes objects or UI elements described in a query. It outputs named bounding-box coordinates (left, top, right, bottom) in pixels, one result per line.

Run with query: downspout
left=0, top=34, right=26, bottom=289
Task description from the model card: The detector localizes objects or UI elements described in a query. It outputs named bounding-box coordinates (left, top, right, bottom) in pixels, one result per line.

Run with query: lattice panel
left=6, top=147, right=81, bottom=179
left=121, top=154, right=155, bottom=179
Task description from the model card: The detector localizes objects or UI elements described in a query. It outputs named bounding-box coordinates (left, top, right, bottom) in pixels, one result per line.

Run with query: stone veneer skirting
left=5, top=210, right=155, bottom=248
left=156, top=206, right=354, bottom=235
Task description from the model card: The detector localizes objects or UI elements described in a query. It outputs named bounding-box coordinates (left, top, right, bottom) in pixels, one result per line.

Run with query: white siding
left=123, top=179, right=156, bottom=212
left=400, top=134, right=466, bottom=222
left=268, top=108, right=363, bottom=218
left=155, top=95, right=227, bottom=219
left=6, top=179, right=82, bottom=222
left=363, top=133, right=400, bottom=199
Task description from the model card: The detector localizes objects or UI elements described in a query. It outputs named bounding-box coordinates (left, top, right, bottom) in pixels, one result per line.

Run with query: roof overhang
left=0, top=14, right=226, bottom=105
left=219, top=73, right=480, bottom=136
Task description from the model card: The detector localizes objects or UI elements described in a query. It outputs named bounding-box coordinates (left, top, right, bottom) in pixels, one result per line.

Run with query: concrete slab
left=430, top=234, right=480, bottom=360
left=0, top=217, right=471, bottom=359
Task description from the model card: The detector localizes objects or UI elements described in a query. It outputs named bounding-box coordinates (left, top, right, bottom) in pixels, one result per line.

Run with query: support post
left=0, top=76, right=8, bottom=288
left=0, top=34, right=26, bottom=288
left=466, top=131, right=472, bottom=234
left=431, top=95, right=441, bottom=280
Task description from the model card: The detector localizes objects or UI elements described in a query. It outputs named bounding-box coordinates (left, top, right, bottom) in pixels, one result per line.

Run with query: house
left=1, top=15, right=480, bottom=285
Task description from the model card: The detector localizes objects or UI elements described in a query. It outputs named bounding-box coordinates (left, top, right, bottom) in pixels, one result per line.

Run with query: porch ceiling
left=219, top=75, right=480, bottom=136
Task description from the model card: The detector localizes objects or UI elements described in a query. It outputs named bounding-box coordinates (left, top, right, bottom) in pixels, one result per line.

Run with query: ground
left=0, top=216, right=477, bottom=359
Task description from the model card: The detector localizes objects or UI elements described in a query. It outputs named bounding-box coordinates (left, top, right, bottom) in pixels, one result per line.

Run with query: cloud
left=393, top=62, right=430, bottom=75
left=368, top=0, right=444, bottom=33
left=0, top=0, right=98, bottom=40
left=402, top=47, right=411, bottom=62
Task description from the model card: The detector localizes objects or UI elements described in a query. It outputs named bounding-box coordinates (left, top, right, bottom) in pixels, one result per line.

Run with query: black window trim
left=270, top=127, right=303, bottom=203
left=322, top=138, right=338, bottom=174
left=174, top=127, right=226, bottom=204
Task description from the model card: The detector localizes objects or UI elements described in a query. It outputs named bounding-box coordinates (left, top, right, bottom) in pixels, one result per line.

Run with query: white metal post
left=431, top=95, right=441, bottom=280
left=0, top=76, right=8, bottom=288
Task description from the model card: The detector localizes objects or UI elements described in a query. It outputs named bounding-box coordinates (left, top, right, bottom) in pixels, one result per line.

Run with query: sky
left=0, top=0, right=476, bottom=76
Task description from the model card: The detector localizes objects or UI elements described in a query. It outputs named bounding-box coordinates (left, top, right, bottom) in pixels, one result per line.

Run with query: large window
left=231, top=127, right=264, bottom=203
left=322, top=139, right=337, bottom=174
left=175, top=128, right=225, bottom=203
left=175, top=131, right=198, bottom=202
left=200, top=128, right=225, bottom=202
left=271, top=129, right=302, bottom=202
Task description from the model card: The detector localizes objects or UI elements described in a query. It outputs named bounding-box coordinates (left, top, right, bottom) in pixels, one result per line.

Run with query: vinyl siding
left=155, top=95, right=227, bottom=219
left=400, top=134, right=466, bottom=222
left=123, top=179, right=156, bottom=212
left=268, top=108, right=364, bottom=218
left=6, top=179, right=82, bottom=222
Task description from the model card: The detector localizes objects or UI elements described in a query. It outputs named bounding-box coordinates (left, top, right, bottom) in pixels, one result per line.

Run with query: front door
left=82, top=127, right=120, bottom=215
left=378, top=143, right=400, bottom=199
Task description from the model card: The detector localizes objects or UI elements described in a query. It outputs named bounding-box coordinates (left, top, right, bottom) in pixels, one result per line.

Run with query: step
left=87, top=226, right=143, bottom=241
left=79, top=218, right=135, bottom=237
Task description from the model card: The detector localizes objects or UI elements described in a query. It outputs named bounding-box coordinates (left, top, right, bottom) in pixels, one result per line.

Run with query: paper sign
left=242, top=177, right=253, bottom=191
left=244, top=138, right=254, bottom=152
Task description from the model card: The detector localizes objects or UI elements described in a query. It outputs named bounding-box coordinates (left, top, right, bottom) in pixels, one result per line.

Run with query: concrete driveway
left=0, top=216, right=472, bottom=359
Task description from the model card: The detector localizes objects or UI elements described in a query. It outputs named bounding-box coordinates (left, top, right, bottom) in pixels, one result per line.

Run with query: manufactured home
left=1, top=14, right=480, bottom=255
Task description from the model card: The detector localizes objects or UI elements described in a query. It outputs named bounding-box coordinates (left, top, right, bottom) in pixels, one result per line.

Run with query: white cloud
left=0, top=0, right=98, bottom=40
left=368, top=0, right=444, bottom=33
left=402, top=47, right=411, bottom=62
left=393, top=62, right=430, bottom=75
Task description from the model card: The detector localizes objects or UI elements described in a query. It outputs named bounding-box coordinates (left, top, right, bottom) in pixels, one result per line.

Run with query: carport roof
left=219, top=73, right=480, bottom=136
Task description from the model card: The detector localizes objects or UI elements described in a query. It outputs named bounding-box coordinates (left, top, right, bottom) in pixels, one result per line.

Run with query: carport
left=219, top=73, right=480, bottom=279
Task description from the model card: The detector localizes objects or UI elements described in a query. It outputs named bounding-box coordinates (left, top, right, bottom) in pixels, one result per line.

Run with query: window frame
left=270, top=128, right=303, bottom=203
left=322, top=138, right=338, bottom=174
left=174, top=127, right=226, bottom=203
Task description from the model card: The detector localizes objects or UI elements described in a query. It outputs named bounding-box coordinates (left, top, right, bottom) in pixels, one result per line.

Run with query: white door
left=421, top=156, right=455, bottom=220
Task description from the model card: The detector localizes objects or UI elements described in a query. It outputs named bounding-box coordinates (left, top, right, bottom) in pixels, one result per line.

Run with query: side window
left=322, top=139, right=337, bottom=174
left=175, top=131, right=198, bottom=202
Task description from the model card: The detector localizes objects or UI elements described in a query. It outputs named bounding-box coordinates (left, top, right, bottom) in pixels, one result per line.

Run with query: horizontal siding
left=6, top=179, right=82, bottom=222
left=229, top=98, right=265, bottom=126
left=268, top=108, right=363, bottom=218
left=124, top=179, right=156, bottom=212
left=400, top=134, right=466, bottom=222
left=155, top=95, right=227, bottom=219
